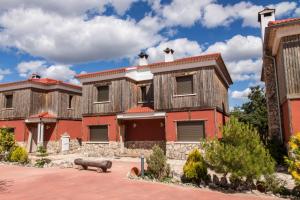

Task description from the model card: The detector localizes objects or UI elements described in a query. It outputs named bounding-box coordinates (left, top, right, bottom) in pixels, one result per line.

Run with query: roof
left=75, top=53, right=233, bottom=84
left=29, top=112, right=56, bottom=119
left=0, top=77, right=81, bottom=90
left=268, top=18, right=300, bottom=26
left=125, top=106, right=154, bottom=113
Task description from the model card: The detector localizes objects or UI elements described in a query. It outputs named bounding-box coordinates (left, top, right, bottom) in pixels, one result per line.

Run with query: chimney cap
left=138, top=52, right=149, bottom=59
left=164, top=47, right=174, bottom=54
left=30, top=73, right=41, bottom=79
left=258, top=8, right=275, bottom=22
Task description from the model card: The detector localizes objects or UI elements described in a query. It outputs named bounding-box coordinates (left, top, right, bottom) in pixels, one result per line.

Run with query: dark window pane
left=97, top=86, right=109, bottom=102
left=177, top=121, right=205, bottom=141
left=176, top=76, right=193, bottom=95
left=68, top=95, right=73, bottom=108
left=5, top=95, right=13, bottom=108
left=140, top=86, right=147, bottom=102
left=90, top=125, right=108, bottom=141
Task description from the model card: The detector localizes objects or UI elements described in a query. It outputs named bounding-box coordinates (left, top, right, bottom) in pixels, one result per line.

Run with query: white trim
left=25, top=118, right=57, bottom=123
left=173, top=93, right=197, bottom=97
left=93, top=101, right=111, bottom=104
left=117, top=112, right=166, bottom=120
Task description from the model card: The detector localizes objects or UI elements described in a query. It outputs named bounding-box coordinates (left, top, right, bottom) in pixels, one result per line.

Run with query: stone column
left=40, top=122, right=44, bottom=147
left=37, top=122, right=41, bottom=146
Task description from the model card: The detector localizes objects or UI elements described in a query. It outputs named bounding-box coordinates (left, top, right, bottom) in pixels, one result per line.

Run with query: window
left=175, top=75, right=193, bottom=95
left=68, top=95, right=73, bottom=109
left=177, top=121, right=205, bottom=142
left=97, top=85, right=109, bottom=102
left=0, top=127, right=15, bottom=134
left=140, top=86, right=147, bottom=102
left=5, top=94, right=13, bottom=108
left=89, top=125, right=108, bottom=142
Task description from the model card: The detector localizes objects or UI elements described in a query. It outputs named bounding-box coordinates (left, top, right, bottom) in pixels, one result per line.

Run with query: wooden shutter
left=177, top=121, right=205, bottom=141
left=97, top=86, right=109, bottom=102
left=5, top=94, right=13, bottom=108
left=90, top=125, right=108, bottom=141
left=176, top=75, right=193, bottom=95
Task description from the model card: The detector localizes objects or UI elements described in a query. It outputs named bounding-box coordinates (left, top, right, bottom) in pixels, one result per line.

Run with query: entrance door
left=29, top=126, right=38, bottom=152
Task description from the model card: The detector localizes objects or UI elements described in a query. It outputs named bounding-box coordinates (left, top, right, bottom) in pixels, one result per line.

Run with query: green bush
left=35, top=158, right=51, bottom=168
left=10, top=146, right=29, bottom=164
left=0, top=128, right=16, bottom=153
left=183, top=149, right=208, bottom=184
left=263, top=175, right=288, bottom=195
left=204, top=117, right=275, bottom=182
left=36, top=146, right=48, bottom=157
left=146, top=145, right=170, bottom=180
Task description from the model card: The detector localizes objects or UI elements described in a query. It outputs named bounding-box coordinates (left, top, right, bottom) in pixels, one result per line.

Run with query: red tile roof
left=29, top=112, right=56, bottom=119
left=0, top=78, right=81, bottom=90
left=126, top=106, right=154, bottom=113
left=76, top=53, right=223, bottom=79
left=268, top=18, right=300, bottom=26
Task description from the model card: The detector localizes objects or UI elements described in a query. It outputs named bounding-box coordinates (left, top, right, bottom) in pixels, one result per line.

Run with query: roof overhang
left=25, top=118, right=57, bottom=123
left=117, top=112, right=166, bottom=120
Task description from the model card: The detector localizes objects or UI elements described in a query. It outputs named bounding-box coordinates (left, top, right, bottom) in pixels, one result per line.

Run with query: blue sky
left=0, top=0, right=299, bottom=108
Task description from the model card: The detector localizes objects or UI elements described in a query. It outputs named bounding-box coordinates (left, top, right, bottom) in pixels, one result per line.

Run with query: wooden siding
left=82, top=79, right=138, bottom=115
left=282, top=34, right=300, bottom=97
left=0, top=88, right=81, bottom=120
left=153, top=66, right=228, bottom=112
left=276, top=41, right=287, bottom=104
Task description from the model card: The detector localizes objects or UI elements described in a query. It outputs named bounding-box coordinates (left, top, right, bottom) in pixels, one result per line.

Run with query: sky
left=0, top=0, right=299, bottom=109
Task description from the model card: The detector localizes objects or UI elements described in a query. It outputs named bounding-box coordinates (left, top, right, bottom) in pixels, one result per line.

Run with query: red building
left=76, top=50, right=232, bottom=159
left=259, top=9, right=300, bottom=143
left=0, top=75, right=82, bottom=153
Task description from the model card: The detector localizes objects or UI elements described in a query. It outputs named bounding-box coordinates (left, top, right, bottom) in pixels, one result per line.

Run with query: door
left=29, top=126, right=38, bottom=152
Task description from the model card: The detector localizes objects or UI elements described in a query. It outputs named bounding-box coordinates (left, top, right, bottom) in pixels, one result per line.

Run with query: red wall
left=290, top=99, right=300, bottom=136
left=0, top=120, right=26, bottom=141
left=165, top=110, right=216, bottom=141
left=216, top=111, right=227, bottom=138
left=82, top=116, right=118, bottom=141
left=124, top=119, right=165, bottom=141
left=57, top=120, right=82, bottom=140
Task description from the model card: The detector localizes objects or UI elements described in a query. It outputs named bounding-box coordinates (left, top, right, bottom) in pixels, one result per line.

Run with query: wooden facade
left=0, top=87, right=81, bottom=120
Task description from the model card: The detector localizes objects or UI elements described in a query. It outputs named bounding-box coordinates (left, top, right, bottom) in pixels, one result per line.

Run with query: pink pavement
left=0, top=162, right=279, bottom=200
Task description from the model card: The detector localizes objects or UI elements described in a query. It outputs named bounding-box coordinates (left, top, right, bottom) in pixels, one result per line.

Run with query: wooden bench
left=74, top=158, right=112, bottom=173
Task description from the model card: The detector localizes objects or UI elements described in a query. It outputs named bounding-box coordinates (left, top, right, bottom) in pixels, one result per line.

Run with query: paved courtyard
left=0, top=161, right=280, bottom=200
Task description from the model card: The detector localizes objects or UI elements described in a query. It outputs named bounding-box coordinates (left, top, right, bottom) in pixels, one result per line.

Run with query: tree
left=231, top=86, right=268, bottom=143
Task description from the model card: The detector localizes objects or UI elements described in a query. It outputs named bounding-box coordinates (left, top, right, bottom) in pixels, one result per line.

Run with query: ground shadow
left=0, top=179, right=13, bottom=192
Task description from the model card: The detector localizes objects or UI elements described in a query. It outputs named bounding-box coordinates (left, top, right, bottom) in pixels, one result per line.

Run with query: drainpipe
left=264, top=54, right=283, bottom=143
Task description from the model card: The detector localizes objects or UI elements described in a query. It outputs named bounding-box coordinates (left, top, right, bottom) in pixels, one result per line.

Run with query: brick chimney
left=138, top=52, right=149, bottom=66
left=258, top=8, right=275, bottom=42
left=164, top=47, right=174, bottom=62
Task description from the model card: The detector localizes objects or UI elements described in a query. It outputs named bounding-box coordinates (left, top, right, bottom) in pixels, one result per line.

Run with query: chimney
left=258, top=8, right=275, bottom=42
left=30, top=73, right=41, bottom=79
left=138, top=52, right=149, bottom=66
left=164, top=47, right=174, bottom=62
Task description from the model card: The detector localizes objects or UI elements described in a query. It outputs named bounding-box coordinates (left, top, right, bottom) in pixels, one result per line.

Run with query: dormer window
left=97, top=85, right=109, bottom=102
left=175, top=75, right=193, bottom=95
left=5, top=94, right=13, bottom=108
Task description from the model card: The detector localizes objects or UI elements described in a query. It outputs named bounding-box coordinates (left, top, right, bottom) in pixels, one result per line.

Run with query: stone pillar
left=40, top=122, right=44, bottom=146
left=37, top=122, right=41, bottom=146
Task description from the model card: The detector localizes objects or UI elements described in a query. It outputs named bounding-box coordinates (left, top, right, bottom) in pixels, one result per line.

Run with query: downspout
left=264, top=54, right=283, bottom=143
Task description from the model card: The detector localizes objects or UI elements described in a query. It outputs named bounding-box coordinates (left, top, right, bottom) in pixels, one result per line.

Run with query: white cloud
left=17, top=60, right=78, bottom=84
left=145, top=38, right=202, bottom=62
left=0, top=8, right=161, bottom=64
left=231, top=88, right=251, bottom=99
left=227, top=59, right=262, bottom=81
left=0, top=68, right=11, bottom=81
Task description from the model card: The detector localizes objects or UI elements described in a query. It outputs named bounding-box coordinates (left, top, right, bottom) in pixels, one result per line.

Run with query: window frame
left=68, top=95, right=74, bottom=109
left=174, top=75, right=195, bottom=96
left=88, top=125, right=109, bottom=142
left=96, top=85, right=110, bottom=103
left=4, top=93, right=13, bottom=109
left=176, top=120, right=205, bottom=142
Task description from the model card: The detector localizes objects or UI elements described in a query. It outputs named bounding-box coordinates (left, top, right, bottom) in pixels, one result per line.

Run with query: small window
left=177, top=121, right=205, bottom=142
left=5, top=94, right=13, bottom=108
left=89, top=125, right=108, bottom=142
left=97, top=85, right=109, bottom=102
left=68, top=95, right=73, bottom=109
left=0, top=127, right=15, bottom=134
left=176, top=75, right=193, bottom=95
left=140, top=86, right=147, bottom=102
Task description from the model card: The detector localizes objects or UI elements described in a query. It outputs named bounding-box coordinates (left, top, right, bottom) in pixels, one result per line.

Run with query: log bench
left=74, top=158, right=112, bottom=173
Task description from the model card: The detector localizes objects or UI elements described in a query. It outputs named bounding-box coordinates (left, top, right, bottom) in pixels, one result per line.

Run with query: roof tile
left=126, top=106, right=154, bottom=113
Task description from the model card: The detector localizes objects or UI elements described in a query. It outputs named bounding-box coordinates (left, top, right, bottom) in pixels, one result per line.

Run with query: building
left=259, top=8, right=300, bottom=143
left=0, top=75, right=82, bottom=153
left=76, top=50, right=232, bottom=159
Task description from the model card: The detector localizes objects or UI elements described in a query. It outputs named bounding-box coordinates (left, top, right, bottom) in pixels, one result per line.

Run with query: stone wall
left=263, top=57, right=282, bottom=141
left=80, top=142, right=121, bottom=157
left=166, top=142, right=202, bottom=160
left=123, top=141, right=165, bottom=157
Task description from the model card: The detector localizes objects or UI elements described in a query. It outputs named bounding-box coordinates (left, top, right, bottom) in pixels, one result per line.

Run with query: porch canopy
left=117, top=106, right=165, bottom=120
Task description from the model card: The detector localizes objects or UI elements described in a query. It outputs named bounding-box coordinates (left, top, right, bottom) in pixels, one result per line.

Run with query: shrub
left=35, top=158, right=51, bottom=168
left=183, top=149, right=208, bottom=184
left=0, top=128, right=16, bottom=153
left=204, top=117, right=275, bottom=182
left=146, top=145, right=170, bottom=180
left=36, top=146, right=48, bottom=157
left=285, top=133, right=300, bottom=185
left=263, top=175, right=288, bottom=195
left=10, top=146, right=29, bottom=164
left=34, top=146, right=50, bottom=168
